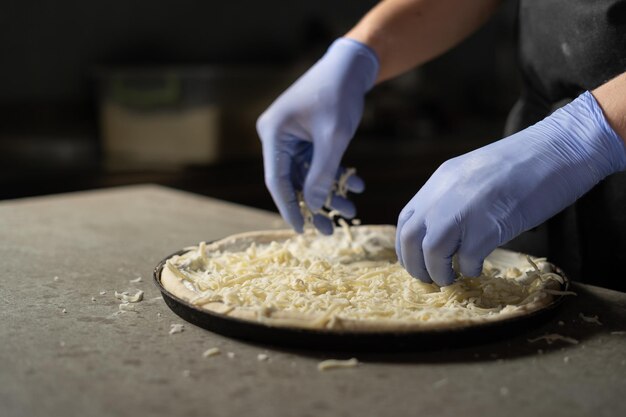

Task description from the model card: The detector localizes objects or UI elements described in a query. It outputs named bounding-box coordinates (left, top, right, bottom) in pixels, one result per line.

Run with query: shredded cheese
left=169, top=323, right=185, bottom=335
left=579, top=313, right=602, bottom=325
left=165, top=227, right=564, bottom=329
left=203, top=347, right=221, bottom=358
left=527, top=334, right=579, bottom=345
left=115, top=290, right=144, bottom=303
left=297, top=167, right=359, bottom=232
left=318, top=358, right=359, bottom=371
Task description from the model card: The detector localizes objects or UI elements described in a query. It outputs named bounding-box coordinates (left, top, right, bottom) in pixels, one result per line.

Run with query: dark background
left=0, top=0, right=521, bottom=225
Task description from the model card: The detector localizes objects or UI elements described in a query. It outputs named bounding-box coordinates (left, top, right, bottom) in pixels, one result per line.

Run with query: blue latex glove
left=256, top=38, right=379, bottom=234
left=397, top=91, right=626, bottom=286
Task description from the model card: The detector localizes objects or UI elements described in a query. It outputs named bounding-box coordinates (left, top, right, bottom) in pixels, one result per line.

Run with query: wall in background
left=0, top=0, right=522, bottom=218
left=0, top=1, right=378, bottom=103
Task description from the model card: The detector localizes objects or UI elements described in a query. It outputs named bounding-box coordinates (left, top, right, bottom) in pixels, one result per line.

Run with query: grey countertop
left=1, top=185, right=624, bottom=417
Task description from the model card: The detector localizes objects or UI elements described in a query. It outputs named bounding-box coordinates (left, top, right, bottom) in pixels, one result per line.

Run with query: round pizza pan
left=153, top=246, right=571, bottom=352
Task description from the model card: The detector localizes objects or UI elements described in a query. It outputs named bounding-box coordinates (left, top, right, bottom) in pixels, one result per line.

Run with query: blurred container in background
left=97, top=66, right=294, bottom=170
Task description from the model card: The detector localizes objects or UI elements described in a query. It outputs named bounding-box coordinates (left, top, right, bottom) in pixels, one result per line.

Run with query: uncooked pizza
left=160, top=225, right=567, bottom=332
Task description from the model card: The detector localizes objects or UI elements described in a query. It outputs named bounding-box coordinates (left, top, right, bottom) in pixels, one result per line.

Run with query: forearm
left=593, top=71, right=626, bottom=145
left=346, top=0, right=501, bottom=83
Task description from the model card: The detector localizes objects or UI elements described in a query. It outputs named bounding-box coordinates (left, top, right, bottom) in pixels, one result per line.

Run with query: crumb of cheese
left=579, top=313, right=602, bottom=325
left=169, top=323, right=185, bottom=335
left=119, top=303, right=136, bottom=312
left=317, top=358, right=359, bottom=371
left=203, top=347, right=221, bottom=358
left=115, top=290, right=144, bottom=303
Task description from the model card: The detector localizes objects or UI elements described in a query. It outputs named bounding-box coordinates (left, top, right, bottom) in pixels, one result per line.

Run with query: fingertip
left=405, top=258, right=432, bottom=284
left=397, top=219, right=430, bottom=283
left=313, top=215, right=334, bottom=235
left=422, top=222, right=461, bottom=287
left=431, top=269, right=456, bottom=287
left=412, top=273, right=433, bottom=285
left=457, top=252, right=486, bottom=278
left=395, top=208, right=415, bottom=270
left=328, top=196, right=356, bottom=219
left=283, top=203, right=305, bottom=234
left=292, top=220, right=305, bottom=234
left=404, top=259, right=432, bottom=283
left=460, top=263, right=483, bottom=278
left=346, top=175, right=365, bottom=193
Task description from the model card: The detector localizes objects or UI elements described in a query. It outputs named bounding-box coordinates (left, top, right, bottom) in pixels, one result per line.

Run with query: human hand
left=396, top=91, right=626, bottom=286
left=256, top=38, right=379, bottom=234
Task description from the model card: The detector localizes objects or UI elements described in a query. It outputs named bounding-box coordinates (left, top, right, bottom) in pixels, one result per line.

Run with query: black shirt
left=504, top=0, right=626, bottom=291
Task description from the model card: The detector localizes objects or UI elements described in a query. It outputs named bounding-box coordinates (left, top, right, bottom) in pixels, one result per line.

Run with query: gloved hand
left=256, top=38, right=379, bottom=234
left=396, top=91, right=626, bottom=286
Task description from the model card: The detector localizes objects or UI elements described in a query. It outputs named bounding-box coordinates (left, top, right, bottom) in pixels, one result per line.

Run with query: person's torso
left=519, top=0, right=626, bottom=104
left=504, top=0, right=626, bottom=292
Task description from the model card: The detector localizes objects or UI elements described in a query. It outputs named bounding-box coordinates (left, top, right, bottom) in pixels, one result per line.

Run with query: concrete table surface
left=1, top=185, right=625, bottom=417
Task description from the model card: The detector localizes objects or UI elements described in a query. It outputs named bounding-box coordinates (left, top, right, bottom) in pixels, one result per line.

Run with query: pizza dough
left=160, top=225, right=565, bottom=332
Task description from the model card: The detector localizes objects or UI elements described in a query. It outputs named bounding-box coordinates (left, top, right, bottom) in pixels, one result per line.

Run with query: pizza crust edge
left=159, top=226, right=558, bottom=333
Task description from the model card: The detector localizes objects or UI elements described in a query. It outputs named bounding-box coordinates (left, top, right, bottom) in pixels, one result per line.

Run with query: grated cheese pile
left=164, top=227, right=565, bottom=329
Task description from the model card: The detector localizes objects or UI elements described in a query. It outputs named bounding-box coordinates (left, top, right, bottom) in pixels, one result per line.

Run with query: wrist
left=540, top=91, right=626, bottom=181
left=327, top=38, right=380, bottom=92
left=580, top=91, right=626, bottom=174
left=592, top=72, right=626, bottom=143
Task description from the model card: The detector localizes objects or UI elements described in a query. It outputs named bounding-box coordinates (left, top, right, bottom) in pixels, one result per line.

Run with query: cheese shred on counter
left=164, top=226, right=564, bottom=329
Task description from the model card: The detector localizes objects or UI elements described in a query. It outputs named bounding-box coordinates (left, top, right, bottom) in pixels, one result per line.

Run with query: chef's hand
left=397, top=91, right=626, bottom=286
left=256, top=38, right=379, bottom=234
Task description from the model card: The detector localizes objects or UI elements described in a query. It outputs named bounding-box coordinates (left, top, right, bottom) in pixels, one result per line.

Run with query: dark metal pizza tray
left=153, top=245, right=571, bottom=352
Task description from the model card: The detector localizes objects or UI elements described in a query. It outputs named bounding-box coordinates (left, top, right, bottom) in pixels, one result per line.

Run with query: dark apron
left=503, top=0, right=626, bottom=291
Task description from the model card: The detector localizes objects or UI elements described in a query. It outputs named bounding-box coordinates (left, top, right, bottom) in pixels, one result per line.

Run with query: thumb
left=303, top=137, right=345, bottom=212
